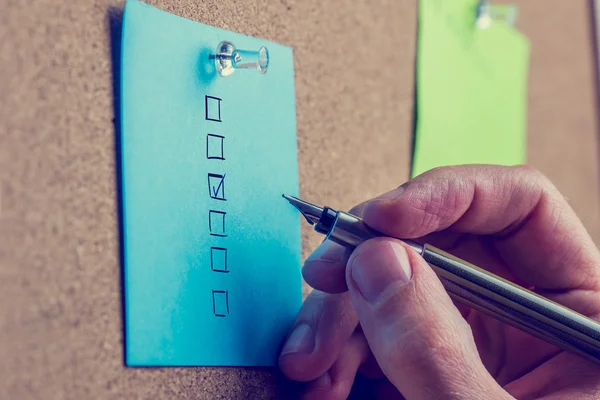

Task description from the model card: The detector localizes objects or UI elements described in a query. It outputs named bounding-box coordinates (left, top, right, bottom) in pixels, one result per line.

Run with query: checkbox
left=209, top=210, right=227, bottom=237
left=205, top=95, right=222, bottom=122
left=212, top=290, right=229, bottom=317
left=208, top=173, right=226, bottom=201
left=210, top=247, right=228, bottom=273
left=206, top=134, right=225, bottom=160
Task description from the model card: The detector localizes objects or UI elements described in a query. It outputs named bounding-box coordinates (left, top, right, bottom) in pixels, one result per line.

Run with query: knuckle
left=375, top=284, right=477, bottom=372
left=513, top=164, right=541, bottom=177
left=510, top=165, right=561, bottom=207
left=407, top=175, right=469, bottom=233
left=383, top=318, right=477, bottom=389
left=299, top=290, right=327, bottom=319
left=512, top=165, right=550, bottom=188
left=386, top=319, right=462, bottom=370
left=308, top=290, right=356, bottom=324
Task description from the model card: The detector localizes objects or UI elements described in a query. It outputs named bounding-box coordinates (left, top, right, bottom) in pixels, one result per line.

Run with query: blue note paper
left=120, top=0, right=302, bottom=366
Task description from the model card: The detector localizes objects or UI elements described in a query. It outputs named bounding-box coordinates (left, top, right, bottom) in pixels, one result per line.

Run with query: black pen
left=283, top=194, right=600, bottom=365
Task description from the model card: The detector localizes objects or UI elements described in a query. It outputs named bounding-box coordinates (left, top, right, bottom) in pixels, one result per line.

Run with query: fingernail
left=281, top=323, right=315, bottom=356
left=305, top=241, right=346, bottom=263
left=350, top=241, right=412, bottom=303
left=369, top=184, right=407, bottom=203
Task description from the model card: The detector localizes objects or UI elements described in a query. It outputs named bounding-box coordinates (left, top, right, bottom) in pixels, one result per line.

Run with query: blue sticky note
left=120, top=0, right=302, bottom=366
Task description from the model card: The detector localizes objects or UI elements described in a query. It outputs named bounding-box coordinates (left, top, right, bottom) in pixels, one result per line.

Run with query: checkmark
left=212, top=173, right=226, bottom=197
left=208, top=173, right=226, bottom=201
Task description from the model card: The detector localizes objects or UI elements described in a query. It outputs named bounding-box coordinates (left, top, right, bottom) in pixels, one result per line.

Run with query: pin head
left=475, top=1, right=492, bottom=29
left=215, top=41, right=270, bottom=77
left=475, top=1, right=517, bottom=30
left=257, top=46, right=269, bottom=73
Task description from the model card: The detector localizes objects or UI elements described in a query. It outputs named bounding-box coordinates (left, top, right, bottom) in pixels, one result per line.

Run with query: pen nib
left=282, top=194, right=323, bottom=225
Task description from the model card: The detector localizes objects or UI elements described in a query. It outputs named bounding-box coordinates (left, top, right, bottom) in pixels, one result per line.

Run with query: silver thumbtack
left=475, top=1, right=518, bottom=30
left=214, top=41, right=269, bottom=77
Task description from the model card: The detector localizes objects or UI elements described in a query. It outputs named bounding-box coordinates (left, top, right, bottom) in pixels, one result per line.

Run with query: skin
left=278, top=165, right=600, bottom=399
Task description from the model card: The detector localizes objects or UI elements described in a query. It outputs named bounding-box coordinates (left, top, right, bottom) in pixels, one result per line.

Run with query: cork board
left=0, top=0, right=598, bottom=399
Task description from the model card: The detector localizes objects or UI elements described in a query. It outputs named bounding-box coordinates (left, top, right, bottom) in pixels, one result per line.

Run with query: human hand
left=278, top=165, right=600, bottom=399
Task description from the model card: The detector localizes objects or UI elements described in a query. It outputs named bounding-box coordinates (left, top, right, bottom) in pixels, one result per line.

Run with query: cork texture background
left=0, top=0, right=599, bottom=398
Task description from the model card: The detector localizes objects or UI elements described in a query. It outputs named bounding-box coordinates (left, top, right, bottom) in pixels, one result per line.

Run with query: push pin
left=475, top=1, right=517, bottom=30
left=214, top=41, right=269, bottom=77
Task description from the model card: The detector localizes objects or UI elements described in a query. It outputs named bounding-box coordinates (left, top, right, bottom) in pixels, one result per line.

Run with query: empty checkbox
left=208, top=173, right=226, bottom=201
left=205, top=95, right=222, bottom=122
left=209, top=210, right=227, bottom=237
left=210, top=247, right=228, bottom=273
left=212, top=290, right=229, bottom=317
left=206, top=134, right=225, bottom=160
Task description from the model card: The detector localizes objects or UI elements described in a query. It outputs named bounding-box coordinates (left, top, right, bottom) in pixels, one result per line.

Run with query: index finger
left=363, top=165, right=600, bottom=292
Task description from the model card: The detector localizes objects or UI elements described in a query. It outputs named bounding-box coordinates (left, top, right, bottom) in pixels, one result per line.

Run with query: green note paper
left=412, top=0, right=530, bottom=177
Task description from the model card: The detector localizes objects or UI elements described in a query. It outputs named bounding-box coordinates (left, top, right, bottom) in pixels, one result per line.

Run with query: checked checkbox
left=208, top=173, right=226, bottom=201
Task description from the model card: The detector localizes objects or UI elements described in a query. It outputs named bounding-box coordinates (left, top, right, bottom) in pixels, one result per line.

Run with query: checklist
left=120, top=0, right=301, bottom=367
left=205, top=95, right=229, bottom=322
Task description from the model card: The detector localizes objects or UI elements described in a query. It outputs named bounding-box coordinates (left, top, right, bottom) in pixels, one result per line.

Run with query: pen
left=283, top=194, right=600, bottom=365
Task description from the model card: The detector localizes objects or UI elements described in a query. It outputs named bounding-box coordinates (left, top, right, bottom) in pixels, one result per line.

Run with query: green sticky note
left=412, top=0, right=530, bottom=177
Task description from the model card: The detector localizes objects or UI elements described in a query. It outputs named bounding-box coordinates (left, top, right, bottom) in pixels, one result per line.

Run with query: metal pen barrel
left=319, top=209, right=600, bottom=365
left=423, top=245, right=600, bottom=364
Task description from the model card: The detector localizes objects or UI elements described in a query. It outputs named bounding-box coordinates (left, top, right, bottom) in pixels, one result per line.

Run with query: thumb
left=346, top=238, right=511, bottom=399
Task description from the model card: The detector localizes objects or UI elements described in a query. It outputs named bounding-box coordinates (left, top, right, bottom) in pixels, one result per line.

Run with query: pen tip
left=281, top=194, right=323, bottom=225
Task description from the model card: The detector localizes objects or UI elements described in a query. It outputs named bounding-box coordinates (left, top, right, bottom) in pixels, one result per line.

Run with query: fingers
left=363, top=165, right=540, bottom=237
left=504, top=351, right=600, bottom=399
left=363, top=165, right=600, bottom=292
left=301, top=333, right=370, bottom=400
left=302, top=240, right=351, bottom=293
left=346, top=238, right=511, bottom=399
left=303, top=202, right=368, bottom=293
left=279, top=290, right=358, bottom=381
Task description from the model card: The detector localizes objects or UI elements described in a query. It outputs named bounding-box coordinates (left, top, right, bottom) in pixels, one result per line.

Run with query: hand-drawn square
left=212, top=290, right=229, bottom=317
left=210, top=247, right=228, bottom=273
left=208, top=173, right=226, bottom=201
left=206, top=134, right=225, bottom=160
left=209, top=210, right=227, bottom=237
left=205, top=95, right=222, bottom=122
